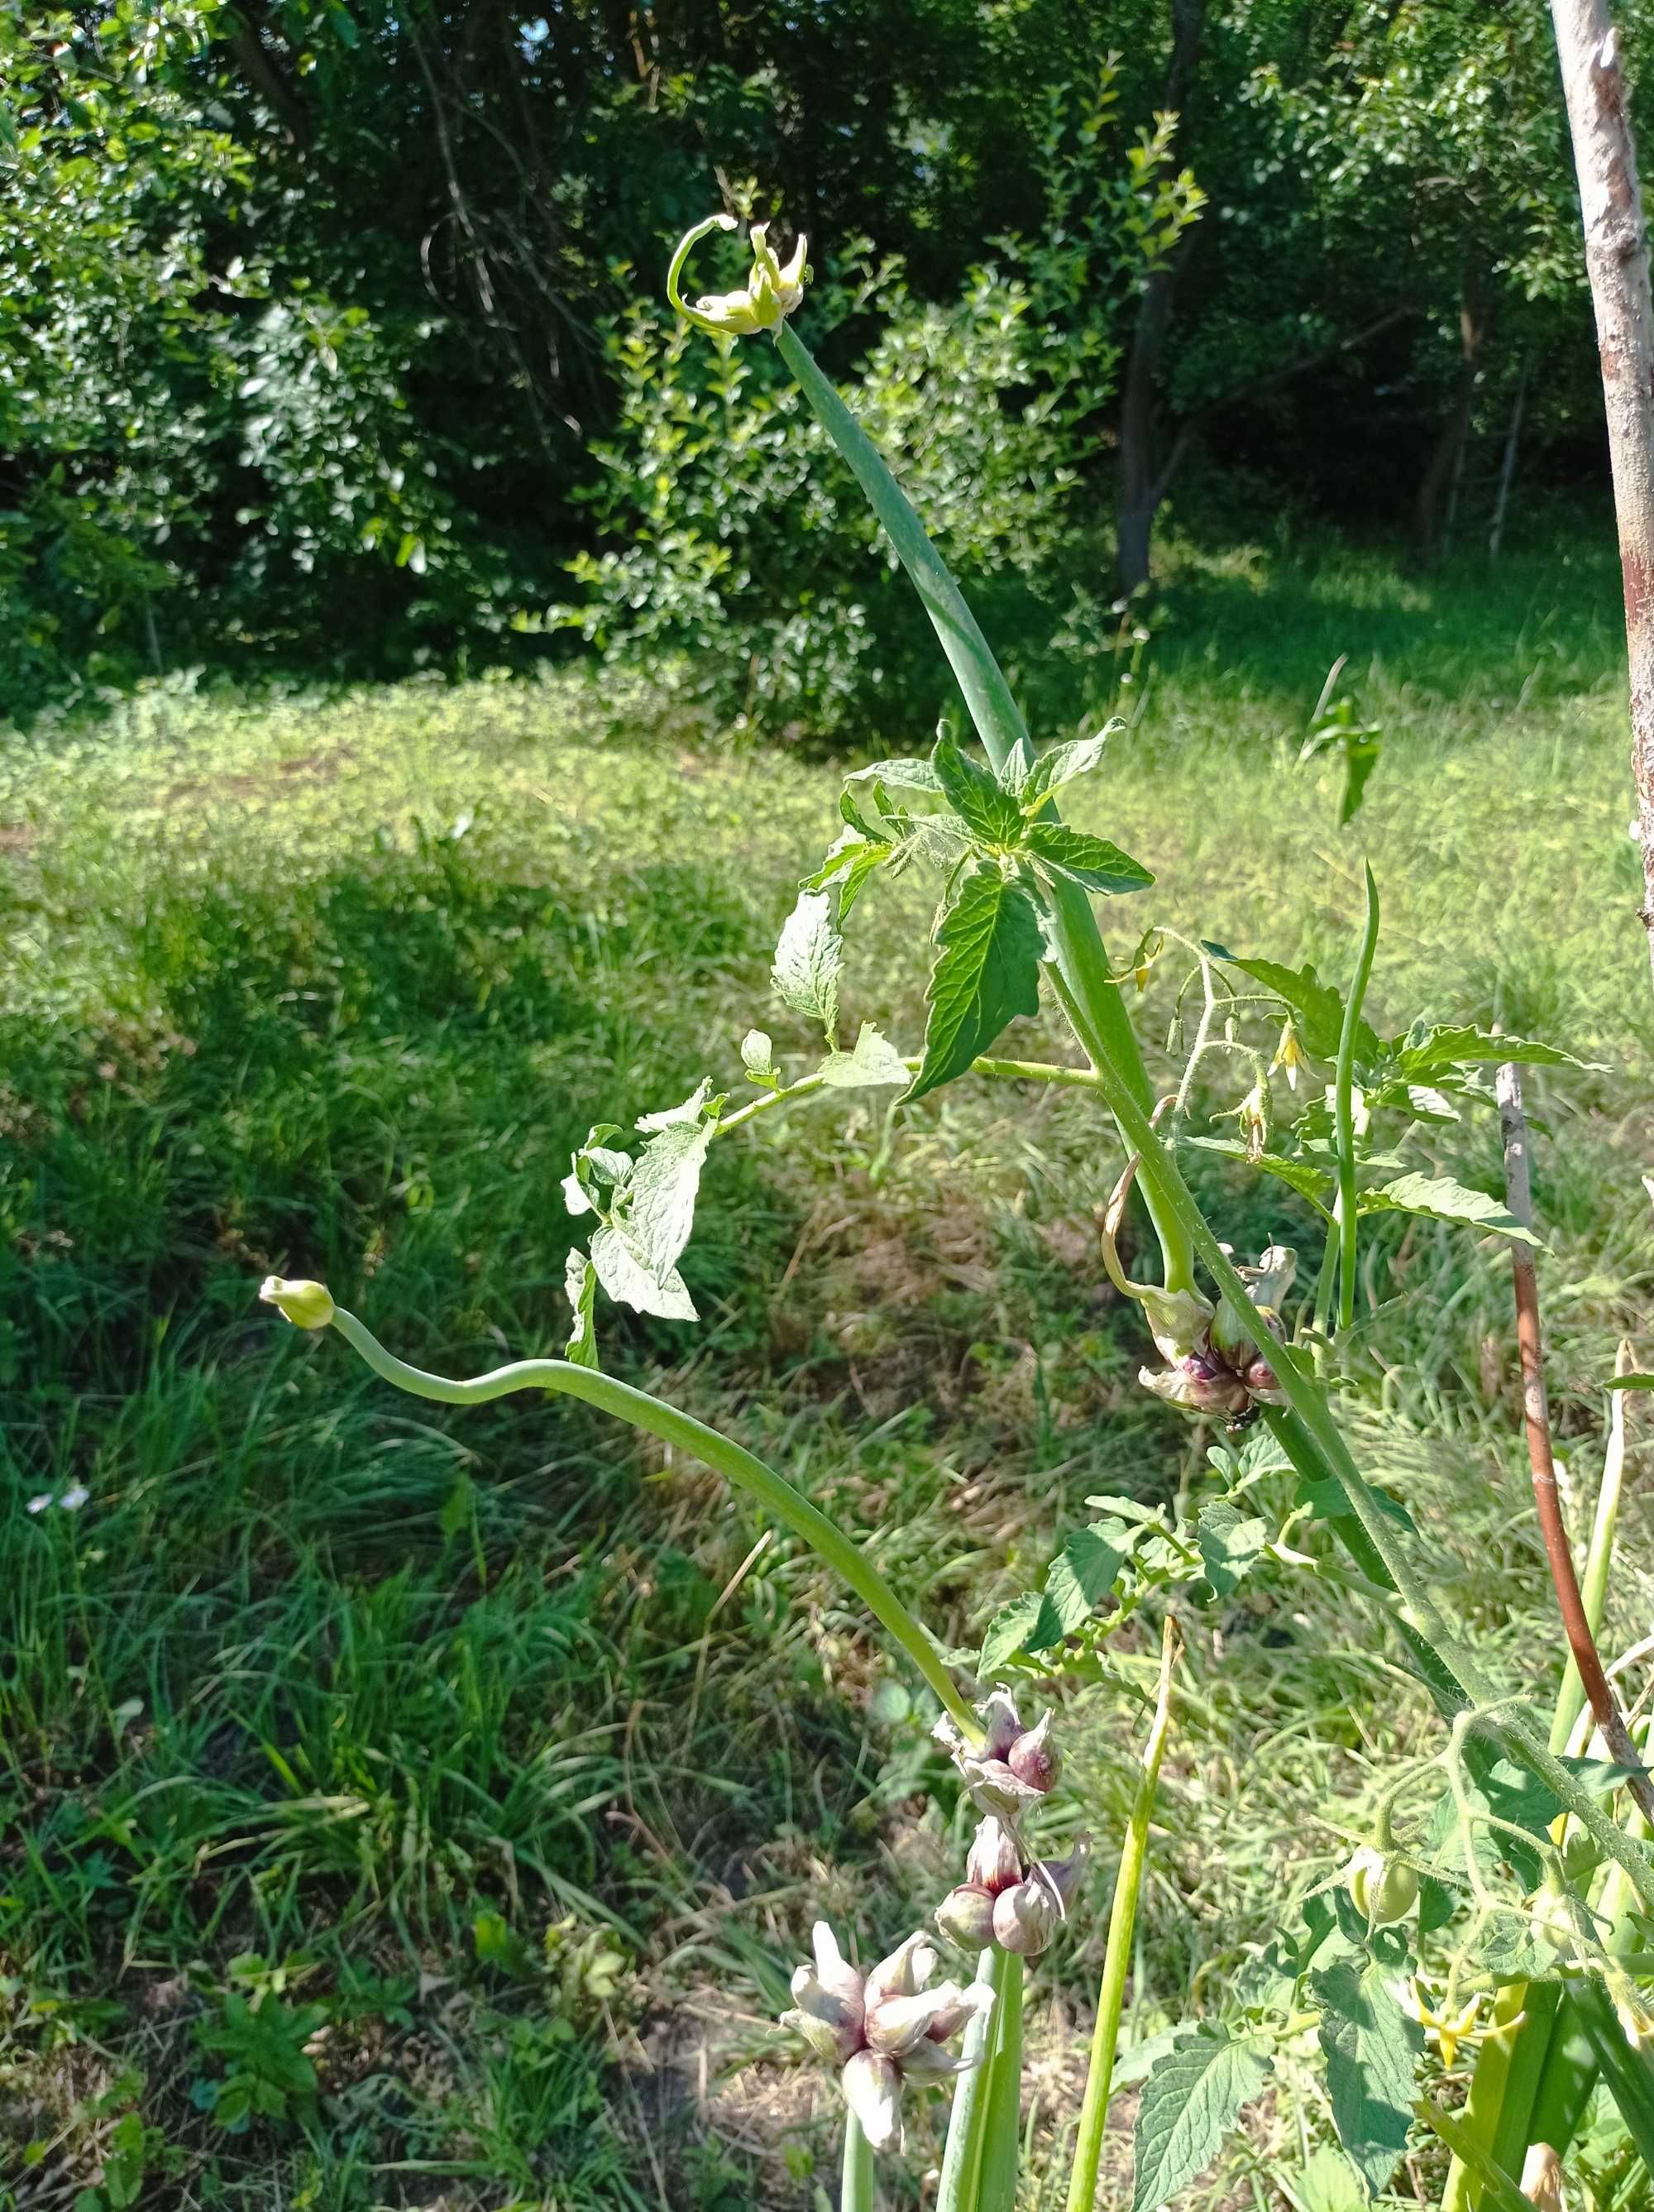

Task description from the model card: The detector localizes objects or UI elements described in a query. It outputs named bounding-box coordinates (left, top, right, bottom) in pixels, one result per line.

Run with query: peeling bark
left=1550, top=0, right=1654, bottom=974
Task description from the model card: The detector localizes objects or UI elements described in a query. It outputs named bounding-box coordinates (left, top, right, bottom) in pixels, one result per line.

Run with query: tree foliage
left=0, top=0, right=1623, bottom=724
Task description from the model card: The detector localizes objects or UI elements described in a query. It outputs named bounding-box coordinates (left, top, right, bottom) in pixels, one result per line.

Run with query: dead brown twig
left=1497, top=1060, right=1654, bottom=1825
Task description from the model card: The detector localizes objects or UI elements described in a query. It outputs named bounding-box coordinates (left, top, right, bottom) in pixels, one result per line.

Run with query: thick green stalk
left=1065, top=1621, right=1178, bottom=2212
left=841, top=2111, right=876, bottom=2212
left=938, top=1948, right=1008, bottom=2212
left=320, top=1302, right=980, bottom=1741
left=772, top=318, right=1195, bottom=1294
left=1551, top=1349, right=1631, bottom=1754
left=1441, top=1980, right=1556, bottom=2212
left=976, top=1951, right=1025, bottom=2212
left=1334, top=864, right=1380, bottom=1333
left=1414, top=2101, right=1538, bottom=2212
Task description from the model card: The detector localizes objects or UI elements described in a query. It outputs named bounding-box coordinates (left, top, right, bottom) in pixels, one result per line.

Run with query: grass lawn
left=4, top=526, right=1654, bottom=2210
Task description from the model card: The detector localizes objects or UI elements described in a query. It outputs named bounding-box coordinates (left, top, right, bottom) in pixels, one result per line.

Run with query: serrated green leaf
left=817, top=1022, right=910, bottom=1089
left=1131, top=2027, right=1272, bottom=2212
left=1182, top=1136, right=1335, bottom=1217
left=636, top=1079, right=714, bottom=1132
left=1042, top=1520, right=1130, bottom=1635
left=1015, top=727, right=1118, bottom=807
left=1294, top=1475, right=1415, bottom=1532
left=1196, top=1500, right=1270, bottom=1599
left=590, top=1224, right=696, bottom=1321
left=1359, top=1172, right=1543, bottom=1247
left=1312, top=1958, right=1422, bottom=2200
left=932, top=732, right=1025, bottom=845
left=845, top=755, right=942, bottom=792
left=772, top=889, right=843, bottom=1037
left=839, top=839, right=892, bottom=918
left=979, top=1590, right=1050, bottom=1673
left=621, top=1114, right=715, bottom=1279
left=1393, top=1023, right=1594, bottom=1079
left=1202, top=946, right=1379, bottom=1063
left=906, top=863, right=1044, bottom=1104
left=564, top=1249, right=599, bottom=1368
left=1025, top=822, right=1154, bottom=894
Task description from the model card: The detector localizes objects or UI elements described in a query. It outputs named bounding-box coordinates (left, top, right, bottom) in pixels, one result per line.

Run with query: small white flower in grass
left=780, top=1921, right=992, bottom=2152
left=27, top=1485, right=89, bottom=1514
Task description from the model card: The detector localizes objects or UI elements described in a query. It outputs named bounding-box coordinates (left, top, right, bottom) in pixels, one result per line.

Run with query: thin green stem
left=321, top=1303, right=980, bottom=1742
left=1065, top=1619, right=1178, bottom=2212
left=713, top=1054, right=1107, bottom=1138
left=937, top=1947, right=1007, bottom=2212
left=772, top=316, right=1195, bottom=1295
left=977, top=1950, right=1024, bottom=2212
left=841, top=2110, right=876, bottom=2212
left=1335, top=864, right=1380, bottom=1335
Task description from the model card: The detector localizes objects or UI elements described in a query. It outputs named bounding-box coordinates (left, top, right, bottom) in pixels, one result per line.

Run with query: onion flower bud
left=667, top=214, right=809, bottom=340
left=1007, top=1712, right=1059, bottom=1794
left=936, top=1697, right=1061, bottom=1817
left=965, top=1815, right=1022, bottom=1896
left=780, top=1922, right=992, bottom=2153
left=259, top=1276, right=335, bottom=1330
left=993, top=1877, right=1058, bottom=1956
left=935, top=1884, right=997, bottom=1947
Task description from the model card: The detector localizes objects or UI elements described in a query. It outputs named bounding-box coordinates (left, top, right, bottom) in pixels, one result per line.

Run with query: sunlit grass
left=3, top=528, right=1652, bottom=2207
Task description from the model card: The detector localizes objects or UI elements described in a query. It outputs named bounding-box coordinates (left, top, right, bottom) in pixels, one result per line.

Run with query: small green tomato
left=1345, top=1845, right=1418, bottom=1926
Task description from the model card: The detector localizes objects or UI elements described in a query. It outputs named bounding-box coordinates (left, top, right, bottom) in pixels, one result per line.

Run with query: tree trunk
left=1488, top=365, right=1527, bottom=561
left=1111, top=0, right=1205, bottom=598
left=1414, top=272, right=1488, bottom=564
left=1549, top=0, right=1654, bottom=976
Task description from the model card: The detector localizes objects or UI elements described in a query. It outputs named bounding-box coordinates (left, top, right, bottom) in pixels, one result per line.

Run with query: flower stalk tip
left=259, top=1276, right=336, bottom=1330
left=667, top=212, right=809, bottom=338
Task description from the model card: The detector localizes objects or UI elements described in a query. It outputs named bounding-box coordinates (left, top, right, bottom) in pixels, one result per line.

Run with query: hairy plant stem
left=1059, top=1045, right=1654, bottom=1909
left=1334, top=864, right=1380, bottom=1333
left=772, top=318, right=1195, bottom=1295
left=319, top=1304, right=982, bottom=1742
left=1064, top=1618, right=1179, bottom=2212
left=841, top=2110, right=876, bottom=2212
left=713, top=1054, right=1110, bottom=1139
